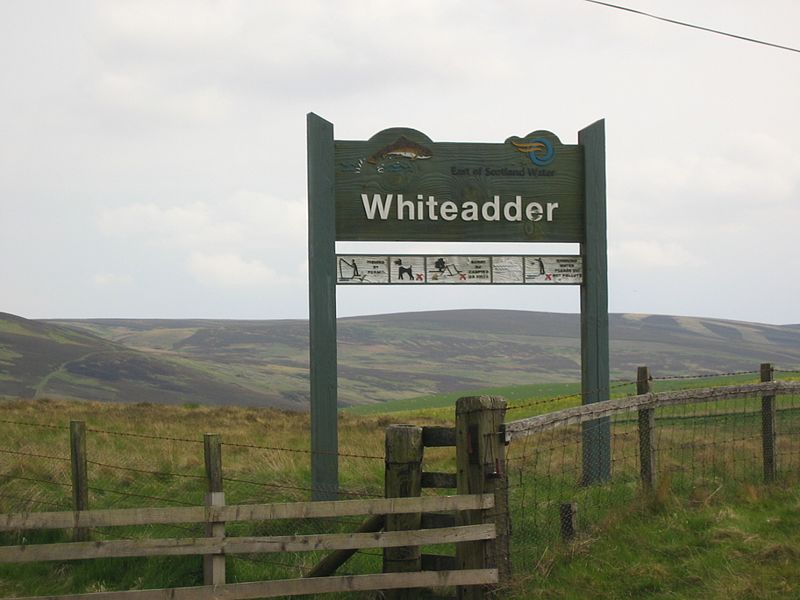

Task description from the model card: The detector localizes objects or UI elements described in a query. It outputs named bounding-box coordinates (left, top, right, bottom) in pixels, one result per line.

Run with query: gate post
left=455, top=396, right=510, bottom=599
left=384, top=425, right=423, bottom=600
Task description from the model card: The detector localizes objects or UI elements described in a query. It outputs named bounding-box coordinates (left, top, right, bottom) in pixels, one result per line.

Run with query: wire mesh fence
left=505, top=384, right=800, bottom=575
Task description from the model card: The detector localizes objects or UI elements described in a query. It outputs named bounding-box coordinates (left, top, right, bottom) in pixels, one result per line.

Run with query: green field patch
left=345, top=381, right=583, bottom=416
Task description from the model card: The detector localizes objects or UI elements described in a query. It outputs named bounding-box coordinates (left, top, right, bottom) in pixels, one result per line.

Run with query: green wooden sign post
left=307, top=113, right=610, bottom=499
left=307, top=114, right=339, bottom=500
left=579, top=121, right=611, bottom=484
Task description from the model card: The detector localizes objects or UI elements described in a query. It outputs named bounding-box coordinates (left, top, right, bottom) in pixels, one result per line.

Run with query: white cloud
left=188, top=252, right=280, bottom=287
left=97, top=191, right=307, bottom=288
left=97, top=192, right=306, bottom=249
left=97, top=1, right=243, bottom=48
left=611, top=240, right=703, bottom=270
left=95, top=72, right=232, bottom=124
left=97, top=201, right=242, bottom=246
left=92, top=273, right=133, bottom=287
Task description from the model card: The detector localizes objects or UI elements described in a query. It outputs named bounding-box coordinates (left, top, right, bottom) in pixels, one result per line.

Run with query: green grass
left=0, top=375, right=798, bottom=598
left=512, top=484, right=800, bottom=599
left=344, top=381, right=581, bottom=415
left=344, top=372, right=762, bottom=420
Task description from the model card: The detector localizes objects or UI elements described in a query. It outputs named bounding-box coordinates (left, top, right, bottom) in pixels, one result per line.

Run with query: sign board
left=307, top=113, right=610, bottom=499
left=336, top=255, right=583, bottom=285
left=335, top=129, right=583, bottom=242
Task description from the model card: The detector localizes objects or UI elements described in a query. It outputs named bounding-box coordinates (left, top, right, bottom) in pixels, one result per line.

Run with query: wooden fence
left=0, top=395, right=511, bottom=600
left=0, top=493, right=497, bottom=599
left=381, top=396, right=512, bottom=600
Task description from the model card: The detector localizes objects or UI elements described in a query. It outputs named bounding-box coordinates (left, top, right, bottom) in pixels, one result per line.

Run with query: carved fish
left=509, top=137, right=555, bottom=166
left=509, top=139, right=547, bottom=153
left=367, top=136, right=433, bottom=164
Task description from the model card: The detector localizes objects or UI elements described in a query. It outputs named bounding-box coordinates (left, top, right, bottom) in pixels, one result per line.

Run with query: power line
left=584, top=0, right=800, bottom=54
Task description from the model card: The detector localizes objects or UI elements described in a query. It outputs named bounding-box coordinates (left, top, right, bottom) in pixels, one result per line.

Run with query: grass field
left=1, top=373, right=799, bottom=598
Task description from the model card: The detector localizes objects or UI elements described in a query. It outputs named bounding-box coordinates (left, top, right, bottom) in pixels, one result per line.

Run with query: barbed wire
left=1, top=473, right=72, bottom=488
left=652, top=370, right=759, bottom=381
left=87, top=485, right=197, bottom=506
left=86, top=427, right=202, bottom=445
left=505, top=380, right=636, bottom=414
left=0, top=448, right=70, bottom=462
left=0, top=492, right=69, bottom=509
left=504, top=369, right=773, bottom=416
left=221, top=474, right=381, bottom=499
left=0, top=419, right=68, bottom=430
left=222, top=441, right=383, bottom=461
left=86, top=459, right=205, bottom=480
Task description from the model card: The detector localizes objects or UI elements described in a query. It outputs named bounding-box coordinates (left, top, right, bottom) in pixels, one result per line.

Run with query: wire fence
left=0, top=408, right=389, bottom=588
left=0, top=417, right=386, bottom=514
left=0, top=366, right=798, bottom=594
left=504, top=378, right=800, bottom=575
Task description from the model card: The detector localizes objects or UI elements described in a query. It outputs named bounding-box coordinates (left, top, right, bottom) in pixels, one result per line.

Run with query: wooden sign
left=336, top=255, right=583, bottom=285
left=307, top=114, right=610, bottom=500
left=335, top=129, right=584, bottom=242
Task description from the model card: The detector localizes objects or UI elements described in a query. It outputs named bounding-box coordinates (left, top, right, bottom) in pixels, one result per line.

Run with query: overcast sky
left=1, top=1, right=798, bottom=324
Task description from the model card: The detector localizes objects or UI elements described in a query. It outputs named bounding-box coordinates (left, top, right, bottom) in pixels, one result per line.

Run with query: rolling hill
left=1, top=310, right=799, bottom=408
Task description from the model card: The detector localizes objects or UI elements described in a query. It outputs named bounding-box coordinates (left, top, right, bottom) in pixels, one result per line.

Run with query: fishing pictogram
left=338, top=257, right=368, bottom=282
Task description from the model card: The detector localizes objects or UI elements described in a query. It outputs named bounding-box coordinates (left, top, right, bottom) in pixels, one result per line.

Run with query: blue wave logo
left=510, top=137, right=555, bottom=166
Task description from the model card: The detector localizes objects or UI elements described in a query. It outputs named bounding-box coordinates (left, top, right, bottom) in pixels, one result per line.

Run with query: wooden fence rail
left=5, top=570, right=499, bottom=600
left=0, top=494, right=493, bottom=531
left=504, top=380, right=800, bottom=440
left=0, top=494, right=496, bottom=600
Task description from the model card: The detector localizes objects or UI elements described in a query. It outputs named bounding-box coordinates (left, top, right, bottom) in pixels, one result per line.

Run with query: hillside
left=2, top=310, right=800, bottom=408
left=0, top=313, right=283, bottom=408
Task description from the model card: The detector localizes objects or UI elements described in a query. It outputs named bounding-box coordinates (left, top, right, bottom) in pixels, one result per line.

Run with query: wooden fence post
left=637, top=366, right=657, bottom=491
left=761, top=363, right=777, bottom=483
left=203, top=433, right=225, bottom=586
left=383, top=425, right=423, bottom=600
left=455, top=396, right=510, bottom=599
left=69, top=420, right=89, bottom=542
left=560, top=502, right=578, bottom=542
